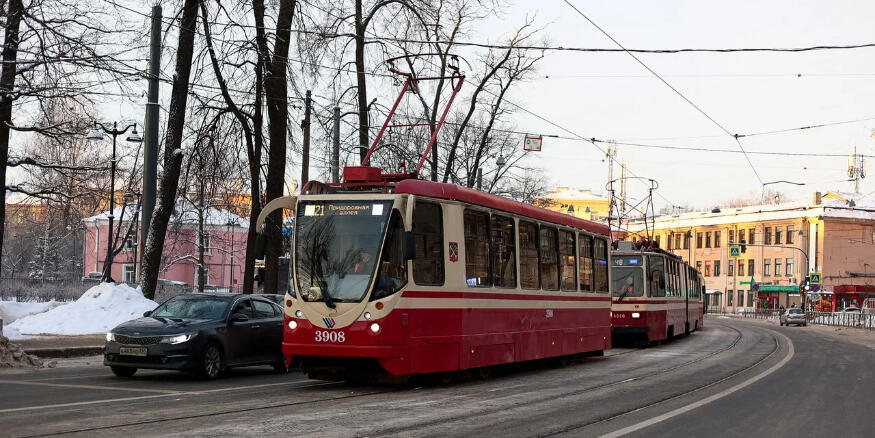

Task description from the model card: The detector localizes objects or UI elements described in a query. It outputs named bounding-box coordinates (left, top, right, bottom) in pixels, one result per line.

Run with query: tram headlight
left=632, top=312, right=641, bottom=318
left=369, top=323, right=381, bottom=334
left=288, top=320, right=298, bottom=330
left=364, top=311, right=372, bottom=320
left=295, top=310, right=303, bottom=318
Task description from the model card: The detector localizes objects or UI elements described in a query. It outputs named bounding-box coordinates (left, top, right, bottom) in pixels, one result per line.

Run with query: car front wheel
left=111, top=366, right=137, bottom=377
left=200, top=343, right=224, bottom=379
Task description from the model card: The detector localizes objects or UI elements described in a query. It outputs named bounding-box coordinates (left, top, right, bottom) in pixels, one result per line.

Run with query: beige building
left=626, top=191, right=875, bottom=312
left=535, top=187, right=611, bottom=222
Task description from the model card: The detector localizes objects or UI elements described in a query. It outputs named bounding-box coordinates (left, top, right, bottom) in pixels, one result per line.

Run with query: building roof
left=628, top=191, right=875, bottom=231
left=84, top=201, right=249, bottom=228
left=395, top=179, right=611, bottom=236
left=538, top=187, right=609, bottom=202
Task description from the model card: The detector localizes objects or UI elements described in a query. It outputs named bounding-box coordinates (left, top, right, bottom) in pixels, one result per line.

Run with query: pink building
left=83, top=202, right=250, bottom=289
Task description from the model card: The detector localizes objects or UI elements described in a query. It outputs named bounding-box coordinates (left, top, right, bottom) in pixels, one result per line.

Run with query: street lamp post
left=761, top=180, right=805, bottom=204
left=86, top=122, right=142, bottom=282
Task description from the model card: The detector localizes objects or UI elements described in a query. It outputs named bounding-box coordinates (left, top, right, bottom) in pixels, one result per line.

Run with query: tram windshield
left=294, top=200, right=394, bottom=305
left=611, top=256, right=645, bottom=298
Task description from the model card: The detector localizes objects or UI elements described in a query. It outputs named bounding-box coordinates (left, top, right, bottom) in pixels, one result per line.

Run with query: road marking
left=0, top=379, right=181, bottom=394
left=0, top=380, right=338, bottom=414
left=600, top=328, right=794, bottom=438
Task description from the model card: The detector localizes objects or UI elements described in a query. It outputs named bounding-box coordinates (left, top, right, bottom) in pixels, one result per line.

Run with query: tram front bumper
left=282, top=342, right=396, bottom=358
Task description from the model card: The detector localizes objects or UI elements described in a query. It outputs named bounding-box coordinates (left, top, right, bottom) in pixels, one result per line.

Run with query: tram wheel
left=440, top=372, right=454, bottom=385
left=558, top=355, right=571, bottom=367
left=477, top=366, right=493, bottom=380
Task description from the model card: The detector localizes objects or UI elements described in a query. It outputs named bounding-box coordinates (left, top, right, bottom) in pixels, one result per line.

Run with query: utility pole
left=332, top=106, right=340, bottom=183
left=848, top=144, right=866, bottom=194
left=140, top=4, right=162, bottom=277
left=301, top=90, right=312, bottom=187
left=619, top=159, right=627, bottom=218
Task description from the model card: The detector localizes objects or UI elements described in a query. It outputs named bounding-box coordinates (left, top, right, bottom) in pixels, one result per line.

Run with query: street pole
left=103, top=122, right=118, bottom=282
left=230, top=223, right=235, bottom=290
left=301, top=90, right=312, bottom=187
left=141, top=4, right=162, bottom=274
left=332, top=106, right=340, bottom=183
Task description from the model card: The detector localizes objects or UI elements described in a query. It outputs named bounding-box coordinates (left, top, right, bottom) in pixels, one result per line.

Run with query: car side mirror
left=143, top=310, right=152, bottom=317
left=404, top=231, right=416, bottom=261
left=229, top=313, right=249, bottom=323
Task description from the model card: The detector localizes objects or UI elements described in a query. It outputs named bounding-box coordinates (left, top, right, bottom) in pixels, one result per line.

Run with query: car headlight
left=106, top=332, right=116, bottom=342
left=159, top=332, right=197, bottom=344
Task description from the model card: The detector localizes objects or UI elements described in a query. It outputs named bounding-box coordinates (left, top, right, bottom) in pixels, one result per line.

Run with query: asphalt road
left=1, top=317, right=872, bottom=437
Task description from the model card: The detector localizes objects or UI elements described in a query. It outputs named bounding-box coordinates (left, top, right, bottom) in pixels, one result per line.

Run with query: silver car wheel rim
left=205, top=347, right=221, bottom=377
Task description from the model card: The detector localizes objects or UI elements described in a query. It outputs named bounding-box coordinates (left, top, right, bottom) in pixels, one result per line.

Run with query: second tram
left=610, top=242, right=704, bottom=342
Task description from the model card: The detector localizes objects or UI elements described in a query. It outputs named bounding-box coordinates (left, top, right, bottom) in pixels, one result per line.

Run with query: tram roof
left=395, top=179, right=610, bottom=236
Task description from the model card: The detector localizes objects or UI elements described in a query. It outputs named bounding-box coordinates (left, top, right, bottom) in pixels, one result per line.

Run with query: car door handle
left=251, top=325, right=261, bottom=329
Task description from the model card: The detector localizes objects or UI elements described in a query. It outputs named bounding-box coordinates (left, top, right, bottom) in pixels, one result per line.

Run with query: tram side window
left=559, top=230, right=577, bottom=291
left=579, top=234, right=594, bottom=291
left=648, top=255, right=666, bottom=297
left=594, top=238, right=609, bottom=292
left=519, top=221, right=540, bottom=289
left=539, top=227, right=559, bottom=290
left=492, top=215, right=517, bottom=288
left=464, top=210, right=491, bottom=287
left=413, top=202, right=444, bottom=285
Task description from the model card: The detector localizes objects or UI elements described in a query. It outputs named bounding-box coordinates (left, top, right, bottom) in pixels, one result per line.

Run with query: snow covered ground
left=0, top=300, right=63, bottom=324
left=3, top=283, right=158, bottom=340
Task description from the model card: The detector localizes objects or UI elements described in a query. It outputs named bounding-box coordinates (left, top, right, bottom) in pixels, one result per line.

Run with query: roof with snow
left=539, top=187, right=609, bottom=201
left=84, top=200, right=249, bottom=228
left=627, top=190, right=875, bottom=231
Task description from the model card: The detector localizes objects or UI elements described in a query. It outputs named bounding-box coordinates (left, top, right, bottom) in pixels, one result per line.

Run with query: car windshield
left=295, top=200, right=394, bottom=305
left=151, top=296, right=230, bottom=320
left=611, top=257, right=645, bottom=298
left=788, top=309, right=803, bottom=314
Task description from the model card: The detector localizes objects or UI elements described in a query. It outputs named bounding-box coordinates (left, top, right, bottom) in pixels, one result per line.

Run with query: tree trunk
left=256, top=0, right=295, bottom=294
left=140, top=0, right=200, bottom=300
left=0, top=0, right=24, bottom=279
left=355, top=0, right=369, bottom=164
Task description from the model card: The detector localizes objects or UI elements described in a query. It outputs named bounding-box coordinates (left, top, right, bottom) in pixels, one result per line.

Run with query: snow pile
left=5, top=283, right=158, bottom=338
left=0, top=336, right=42, bottom=368
left=0, top=300, right=63, bottom=324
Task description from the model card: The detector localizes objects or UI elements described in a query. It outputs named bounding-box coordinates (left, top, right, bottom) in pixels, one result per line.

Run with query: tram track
left=18, top=323, right=753, bottom=437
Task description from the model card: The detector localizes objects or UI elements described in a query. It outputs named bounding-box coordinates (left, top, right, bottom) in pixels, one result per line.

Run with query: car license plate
left=119, top=347, right=147, bottom=356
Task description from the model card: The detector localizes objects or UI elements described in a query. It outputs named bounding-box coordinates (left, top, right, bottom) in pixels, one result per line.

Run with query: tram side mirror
left=255, top=231, right=268, bottom=259
left=404, top=231, right=416, bottom=260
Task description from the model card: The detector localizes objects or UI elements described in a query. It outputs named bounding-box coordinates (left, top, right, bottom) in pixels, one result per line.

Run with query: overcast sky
left=478, top=0, right=875, bottom=210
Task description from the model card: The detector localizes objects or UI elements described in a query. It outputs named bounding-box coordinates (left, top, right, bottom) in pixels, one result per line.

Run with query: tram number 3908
left=314, top=331, right=346, bottom=342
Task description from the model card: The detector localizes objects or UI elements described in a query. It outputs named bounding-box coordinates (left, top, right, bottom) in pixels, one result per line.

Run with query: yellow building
left=535, top=187, right=611, bottom=222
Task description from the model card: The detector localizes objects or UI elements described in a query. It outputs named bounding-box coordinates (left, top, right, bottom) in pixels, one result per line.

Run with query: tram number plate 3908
left=314, top=330, right=346, bottom=342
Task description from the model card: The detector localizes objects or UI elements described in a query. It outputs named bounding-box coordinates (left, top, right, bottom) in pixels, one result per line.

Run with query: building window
left=519, top=221, right=539, bottom=289
left=774, top=258, right=782, bottom=276
left=775, top=227, right=783, bottom=244
left=748, top=259, right=755, bottom=277
left=124, top=231, right=138, bottom=251
left=705, top=232, right=711, bottom=248
left=194, top=267, right=210, bottom=287
left=764, top=259, right=771, bottom=276
left=696, top=232, right=703, bottom=248
left=747, top=290, right=753, bottom=307
left=413, top=202, right=444, bottom=285
left=491, top=215, right=517, bottom=289
left=123, top=264, right=136, bottom=284
left=684, top=233, right=690, bottom=249
left=667, top=234, right=672, bottom=250
left=559, top=230, right=577, bottom=291
left=539, top=227, right=559, bottom=291
left=578, top=234, right=593, bottom=291
left=729, top=230, right=735, bottom=244
left=764, top=227, right=772, bottom=245
left=704, top=261, right=711, bottom=277
left=727, top=290, right=733, bottom=306
left=748, top=229, right=755, bottom=244
left=728, top=259, right=735, bottom=276
left=715, top=231, right=721, bottom=248
left=787, top=226, right=795, bottom=244
left=786, top=258, right=794, bottom=276
left=714, top=260, right=721, bottom=277
left=738, top=290, right=744, bottom=307
left=696, top=261, right=702, bottom=273
left=464, top=210, right=491, bottom=287
left=739, top=259, right=745, bottom=276
left=655, top=235, right=661, bottom=248
left=674, top=233, right=681, bottom=250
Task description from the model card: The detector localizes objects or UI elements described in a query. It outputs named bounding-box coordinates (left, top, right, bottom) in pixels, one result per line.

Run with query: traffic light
left=740, top=239, right=747, bottom=253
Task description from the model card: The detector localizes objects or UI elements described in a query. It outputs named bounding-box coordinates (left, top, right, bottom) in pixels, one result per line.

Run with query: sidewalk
left=708, top=314, right=875, bottom=350
left=14, top=334, right=105, bottom=358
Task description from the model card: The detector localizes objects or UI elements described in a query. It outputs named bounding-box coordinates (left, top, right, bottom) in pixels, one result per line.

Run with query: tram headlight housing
left=369, top=323, right=381, bottom=334
left=295, top=310, right=303, bottom=318
left=364, top=311, right=372, bottom=320
left=288, top=320, right=298, bottom=330
left=632, top=312, right=641, bottom=318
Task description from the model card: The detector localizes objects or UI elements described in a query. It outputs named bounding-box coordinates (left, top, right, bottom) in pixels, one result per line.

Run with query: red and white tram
left=256, top=174, right=613, bottom=379
left=610, top=242, right=704, bottom=342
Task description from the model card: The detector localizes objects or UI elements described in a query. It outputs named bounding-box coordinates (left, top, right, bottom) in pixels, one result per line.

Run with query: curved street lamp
left=86, top=121, right=142, bottom=282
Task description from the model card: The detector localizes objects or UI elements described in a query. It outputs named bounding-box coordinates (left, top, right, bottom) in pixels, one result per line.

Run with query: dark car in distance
left=104, top=293, right=285, bottom=379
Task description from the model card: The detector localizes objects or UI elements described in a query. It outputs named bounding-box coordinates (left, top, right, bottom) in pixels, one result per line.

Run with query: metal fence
left=0, top=278, right=92, bottom=302
left=733, top=308, right=875, bottom=330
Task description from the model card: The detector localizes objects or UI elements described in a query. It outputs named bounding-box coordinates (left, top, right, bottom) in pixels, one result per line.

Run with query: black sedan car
left=104, top=293, right=285, bottom=379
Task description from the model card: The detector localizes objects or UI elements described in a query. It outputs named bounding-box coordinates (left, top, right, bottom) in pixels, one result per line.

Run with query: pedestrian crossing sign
left=808, top=272, right=822, bottom=285
left=729, top=245, right=740, bottom=257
